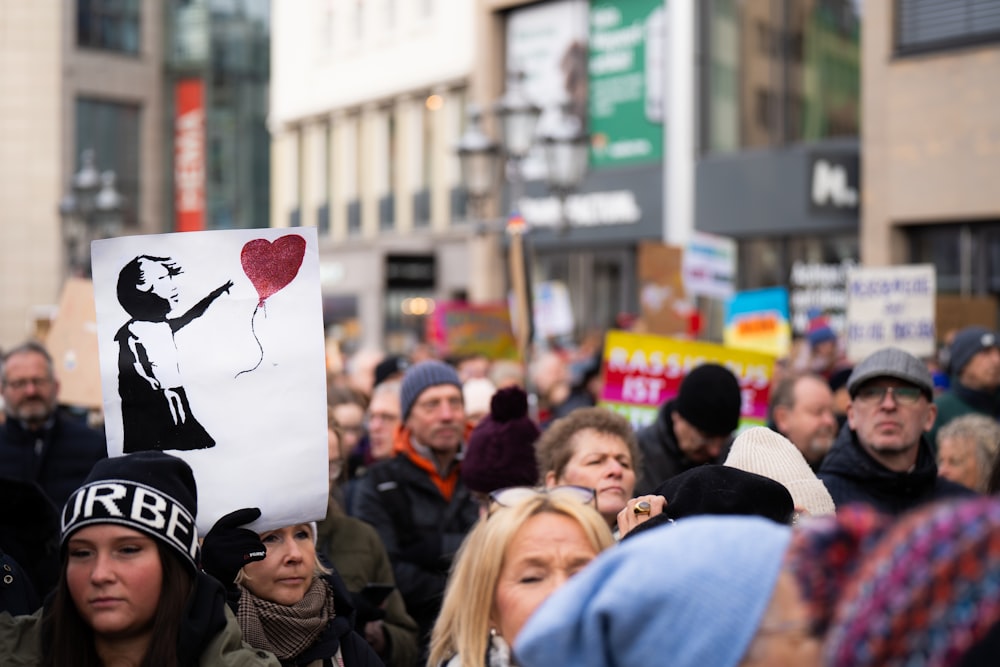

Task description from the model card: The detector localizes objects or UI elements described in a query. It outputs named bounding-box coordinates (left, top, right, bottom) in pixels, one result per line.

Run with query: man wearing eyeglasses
left=0, top=342, right=106, bottom=512
left=818, top=347, right=975, bottom=515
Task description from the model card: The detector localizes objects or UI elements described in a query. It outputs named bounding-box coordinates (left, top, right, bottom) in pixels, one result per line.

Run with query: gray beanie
left=400, top=360, right=462, bottom=420
left=947, top=326, right=998, bottom=376
left=847, top=347, right=933, bottom=399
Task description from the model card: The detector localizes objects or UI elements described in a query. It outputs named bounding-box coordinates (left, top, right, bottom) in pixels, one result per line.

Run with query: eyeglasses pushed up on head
left=486, top=485, right=596, bottom=517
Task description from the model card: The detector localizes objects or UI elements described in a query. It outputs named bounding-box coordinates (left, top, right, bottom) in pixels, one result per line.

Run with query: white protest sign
left=845, top=264, right=936, bottom=362
left=91, top=228, right=329, bottom=535
left=682, top=231, right=736, bottom=300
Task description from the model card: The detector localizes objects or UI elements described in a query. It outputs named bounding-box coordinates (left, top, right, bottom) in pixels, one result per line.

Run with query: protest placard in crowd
left=599, top=330, right=775, bottom=430
left=427, top=301, right=520, bottom=361
left=845, top=264, right=935, bottom=361
left=724, top=286, right=791, bottom=358
left=91, top=228, right=328, bottom=534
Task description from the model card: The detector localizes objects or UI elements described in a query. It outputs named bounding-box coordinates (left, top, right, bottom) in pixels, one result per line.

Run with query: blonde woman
left=428, top=486, right=614, bottom=667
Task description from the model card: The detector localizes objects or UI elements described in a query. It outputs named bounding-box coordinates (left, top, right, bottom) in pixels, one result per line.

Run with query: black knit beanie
left=674, top=363, right=742, bottom=436
left=60, top=452, right=200, bottom=572
left=462, top=387, right=540, bottom=494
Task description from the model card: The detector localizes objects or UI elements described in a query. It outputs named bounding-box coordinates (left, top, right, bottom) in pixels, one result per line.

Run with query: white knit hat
left=724, top=427, right=836, bottom=517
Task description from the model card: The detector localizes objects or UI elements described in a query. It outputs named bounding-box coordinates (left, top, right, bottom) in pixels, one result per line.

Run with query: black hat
left=462, top=387, right=540, bottom=494
left=374, top=355, right=410, bottom=388
left=60, top=452, right=200, bottom=572
left=674, top=363, right=742, bottom=436
left=623, top=465, right=794, bottom=541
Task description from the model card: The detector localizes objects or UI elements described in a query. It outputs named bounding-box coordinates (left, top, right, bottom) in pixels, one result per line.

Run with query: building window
left=75, top=98, right=141, bottom=227
left=699, top=0, right=860, bottom=153
left=77, top=0, right=141, bottom=54
left=896, top=0, right=1000, bottom=55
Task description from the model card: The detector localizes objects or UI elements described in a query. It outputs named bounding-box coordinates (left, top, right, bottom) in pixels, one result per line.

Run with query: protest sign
left=47, top=278, right=102, bottom=409
left=533, top=281, right=575, bottom=340
left=638, top=241, right=690, bottom=336
left=845, top=264, right=936, bottom=362
left=935, top=294, right=998, bottom=340
left=682, top=231, right=736, bottom=300
left=724, top=287, right=791, bottom=358
left=599, top=330, right=775, bottom=430
left=91, top=228, right=328, bottom=534
left=426, top=301, right=519, bottom=361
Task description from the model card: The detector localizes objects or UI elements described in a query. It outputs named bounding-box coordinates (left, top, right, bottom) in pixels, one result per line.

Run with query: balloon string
left=235, top=303, right=266, bottom=378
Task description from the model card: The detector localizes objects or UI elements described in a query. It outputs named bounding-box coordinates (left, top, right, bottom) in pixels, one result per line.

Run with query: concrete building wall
left=862, top=1, right=1000, bottom=265
left=0, top=2, right=164, bottom=349
left=0, top=1, right=63, bottom=347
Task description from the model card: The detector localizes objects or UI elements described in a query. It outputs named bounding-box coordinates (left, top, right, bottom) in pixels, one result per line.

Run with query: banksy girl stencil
left=115, top=255, right=231, bottom=452
left=92, top=228, right=330, bottom=536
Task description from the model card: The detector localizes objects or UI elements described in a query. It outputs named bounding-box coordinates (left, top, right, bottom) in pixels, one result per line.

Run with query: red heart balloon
left=241, top=235, right=307, bottom=306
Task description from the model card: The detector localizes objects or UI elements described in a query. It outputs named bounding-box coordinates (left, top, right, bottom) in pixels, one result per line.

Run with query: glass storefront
left=738, top=232, right=858, bottom=290
left=166, top=0, right=270, bottom=230
left=700, top=0, right=861, bottom=153
left=909, top=222, right=1000, bottom=296
left=75, top=98, right=142, bottom=228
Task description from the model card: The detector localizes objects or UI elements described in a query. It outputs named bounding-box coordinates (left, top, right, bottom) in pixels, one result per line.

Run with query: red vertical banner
left=174, top=79, right=206, bottom=232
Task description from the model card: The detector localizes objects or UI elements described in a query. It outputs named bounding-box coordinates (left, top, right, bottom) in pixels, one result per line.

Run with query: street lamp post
left=456, top=71, right=589, bottom=416
left=58, top=149, right=124, bottom=278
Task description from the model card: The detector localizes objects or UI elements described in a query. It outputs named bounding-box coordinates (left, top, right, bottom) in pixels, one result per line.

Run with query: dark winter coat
left=0, top=412, right=106, bottom=510
left=317, top=511, right=419, bottom=667
left=634, top=401, right=729, bottom=495
left=818, top=423, right=976, bottom=516
left=352, top=439, right=479, bottom=654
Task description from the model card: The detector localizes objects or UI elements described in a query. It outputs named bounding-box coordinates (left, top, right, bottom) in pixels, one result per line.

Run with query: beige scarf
left=237, top=576, right=334, bottom=661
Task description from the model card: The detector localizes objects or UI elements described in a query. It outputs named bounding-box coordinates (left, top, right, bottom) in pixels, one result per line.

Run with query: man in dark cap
left=929, top=326, right=1000, bottom=445
left=634, top=363, right=742, bottom=495
left=353, top=360, right=479, bottom=660
left=818, top=347, right=975, bottom=514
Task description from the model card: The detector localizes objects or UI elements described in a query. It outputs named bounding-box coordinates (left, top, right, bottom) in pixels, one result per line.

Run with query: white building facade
left=270, top=0, right=491, bottom=353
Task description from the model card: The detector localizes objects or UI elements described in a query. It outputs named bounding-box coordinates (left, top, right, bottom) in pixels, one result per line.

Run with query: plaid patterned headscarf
left=825, top=497, right=1000, bottom=667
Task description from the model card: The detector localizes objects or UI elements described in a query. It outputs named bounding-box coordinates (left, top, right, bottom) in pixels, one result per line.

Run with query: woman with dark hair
left=0, top=451, right=279, bottom=666
left=115, top=255, right=231, bottom=453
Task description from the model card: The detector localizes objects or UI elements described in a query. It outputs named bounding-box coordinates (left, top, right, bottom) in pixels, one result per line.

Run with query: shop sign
left=589, top=0, right=666, bottom=169
left=174, top=79, right=206, bottom=232
left=385, top=255, right=435, bottom=289
left=520, top=190, right=641, bottom=227
left=809, top=152, right=859, bottom=214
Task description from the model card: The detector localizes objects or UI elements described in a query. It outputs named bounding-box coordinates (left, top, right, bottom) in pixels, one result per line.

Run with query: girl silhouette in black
left=115, top=255, right=231, bottom=453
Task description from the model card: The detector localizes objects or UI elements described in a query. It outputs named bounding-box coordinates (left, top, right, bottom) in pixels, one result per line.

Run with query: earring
left=490, top=627, right=497, bottom=637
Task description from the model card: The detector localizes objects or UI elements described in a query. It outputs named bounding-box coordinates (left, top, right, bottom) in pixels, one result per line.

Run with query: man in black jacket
left=635, top=363, right=742, bottom=495
left=353, top=360, right=479, bottom=659
left=0, top=342, right=106, bottom=510
left=818, top=346, right=975, bottom=515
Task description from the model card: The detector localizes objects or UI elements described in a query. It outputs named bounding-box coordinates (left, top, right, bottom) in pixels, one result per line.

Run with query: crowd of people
left=1, top=319, right=1000, bottom=665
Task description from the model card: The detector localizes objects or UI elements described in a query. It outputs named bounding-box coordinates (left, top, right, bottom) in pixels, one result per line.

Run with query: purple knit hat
left=825, top=497, right=1000, bottom=667
left=461, top=387, right=540, bottom=494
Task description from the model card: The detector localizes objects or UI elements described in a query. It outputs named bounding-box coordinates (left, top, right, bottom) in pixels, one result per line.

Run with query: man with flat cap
left=818, top=347, right=975, bottom=514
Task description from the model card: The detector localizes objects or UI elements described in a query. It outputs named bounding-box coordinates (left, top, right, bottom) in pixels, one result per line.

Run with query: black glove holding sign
left=202, top=507, right=267, bottom=588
